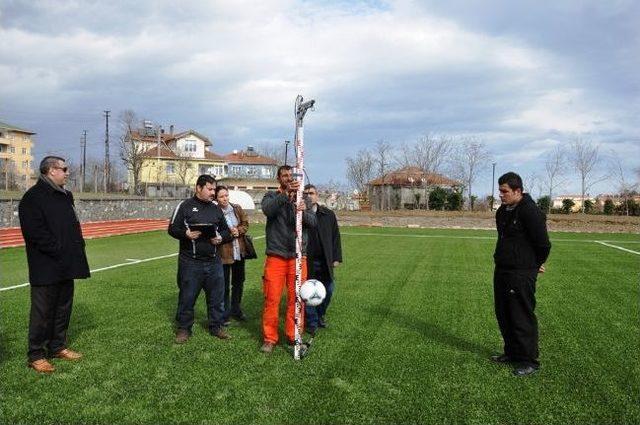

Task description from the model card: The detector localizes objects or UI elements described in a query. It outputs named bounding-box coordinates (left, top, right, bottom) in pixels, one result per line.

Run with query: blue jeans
left=175, top=256, right=225, bottom=333
left=305, top=267, right=334, bottom=331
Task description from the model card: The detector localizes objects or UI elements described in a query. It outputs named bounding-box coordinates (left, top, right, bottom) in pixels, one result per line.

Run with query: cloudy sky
left=1, top=0, right=638, bottom=196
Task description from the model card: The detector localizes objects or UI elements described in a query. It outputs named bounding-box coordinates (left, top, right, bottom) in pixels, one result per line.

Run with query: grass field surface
left=1, top=226, right=638, bottom=424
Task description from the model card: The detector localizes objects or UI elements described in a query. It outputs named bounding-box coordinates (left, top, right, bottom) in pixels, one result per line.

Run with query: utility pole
left=81, top=130, right=87, bottom=192
left=104, top=110, right=111, bottom=193
left=156, top=124, right=162, bottom=192
left=491, top=162, right=496, bottom=211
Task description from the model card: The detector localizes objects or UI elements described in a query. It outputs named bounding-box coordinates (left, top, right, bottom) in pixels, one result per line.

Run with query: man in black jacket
left=492, top=172, right=551, bottom=376
left=260, top=165, right=317, bottom=353
left=168, top=175, right=233, bottom=343
left=303, top=184, right=342, bottom=336
left=19, top=156, right=91, bottom=373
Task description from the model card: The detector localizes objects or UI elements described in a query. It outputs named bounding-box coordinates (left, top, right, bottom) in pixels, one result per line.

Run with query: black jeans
left=176, top=257, right=225, bottom=333
left=305, top=259, right=335, bottom=331
left=28, top=279, right=74, bottom=362
left=493, top=268, right=539, bottom=366
left=223, top=260, right=245, bottom=319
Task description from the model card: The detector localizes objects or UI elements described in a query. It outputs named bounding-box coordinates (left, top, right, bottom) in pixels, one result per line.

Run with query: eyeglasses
left=52, top=166, right=69, bottom=172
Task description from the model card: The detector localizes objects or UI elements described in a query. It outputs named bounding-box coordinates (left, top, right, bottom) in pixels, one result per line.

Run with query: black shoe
left=306, top=327, right=317, bottom=337
left=231, top=313, right=247, bottom=322
left=513, top=364, right=539, bottom=377
left=318, top=317, right=327, bottom=328
left=490, top=354, right=512, bottom=364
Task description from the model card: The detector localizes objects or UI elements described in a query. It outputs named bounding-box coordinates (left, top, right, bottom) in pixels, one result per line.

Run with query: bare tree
left=372, top=140, right=393, bottom=210
left=396, top=134, right=453, bottom=209
left=451, top=138, right=491, bottom=210
left=522, top=171, right=539, bottom=197
left=542, top=146, right=565, bottom=213
left=610, top=150, right=638, bottom=216
left=345, top=148, right=374, bottom=199
left=0, top=159, right=17, bottom=191
left=570, top=139, right=606, bottom=213
left=119, top=110, right=147, bottom=195
left=175, top=158, right=192, bottom=186
left=86, top=157, right=103, bottom=193
left=257, top=142, right=287, bottom=165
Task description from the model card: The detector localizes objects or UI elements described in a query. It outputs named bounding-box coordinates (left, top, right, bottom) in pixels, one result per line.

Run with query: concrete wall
left=0, top=198, right=268, bottom=227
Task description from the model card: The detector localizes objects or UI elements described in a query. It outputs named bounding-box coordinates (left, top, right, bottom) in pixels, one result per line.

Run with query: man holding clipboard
left=168, top=175, right=233, bottom=343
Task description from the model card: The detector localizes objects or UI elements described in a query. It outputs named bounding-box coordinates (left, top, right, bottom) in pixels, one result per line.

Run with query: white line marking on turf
left=125, top=258, right=140, bottom=262
left=595, top=241, right=640, bottom=256
left=0, top=235, right=266, bottom=292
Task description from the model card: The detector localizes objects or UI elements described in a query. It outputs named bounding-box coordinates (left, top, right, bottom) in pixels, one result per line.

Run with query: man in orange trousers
left=260, top=165, right=317, bottom=353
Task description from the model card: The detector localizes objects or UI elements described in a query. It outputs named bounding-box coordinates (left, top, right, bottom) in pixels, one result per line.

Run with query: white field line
left=595, top=241, right=640, bottom=256
left=0, top=235, right=265, bottom=292
left=341, top=231, right=640, bottom=244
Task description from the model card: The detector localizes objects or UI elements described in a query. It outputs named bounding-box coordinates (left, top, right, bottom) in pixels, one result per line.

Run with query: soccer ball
left=300, top=279, right=326, bottom=307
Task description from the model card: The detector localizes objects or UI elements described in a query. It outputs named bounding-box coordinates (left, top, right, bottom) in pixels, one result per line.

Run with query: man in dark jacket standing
left=168, top=174, right=233, bottom=343
left=19, top=156, right=90, bottom=373
left=260, top=165, right=317, bottom=353
left=492, top=172, right=551, bottom=376
left=302, top=184, right=342, bottom=336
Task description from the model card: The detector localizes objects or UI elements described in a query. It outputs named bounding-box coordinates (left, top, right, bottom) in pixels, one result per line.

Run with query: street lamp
left=284, top=140, right=290, bottom=165
left=491, top=162, right=496, bottom=211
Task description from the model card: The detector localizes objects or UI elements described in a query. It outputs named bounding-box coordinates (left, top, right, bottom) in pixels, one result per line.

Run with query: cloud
left=0, top=0, right=637, bottom=195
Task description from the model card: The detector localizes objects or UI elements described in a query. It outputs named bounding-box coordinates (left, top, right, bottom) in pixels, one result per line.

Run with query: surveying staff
left=215, top=185, right=250, bottom=324
left=19, top=156, right=90, bottom=373
left=492, top=172, right=551, bottom=376
left=302, top=184, right=342, bottom=336
left=168, top=175, right=233, bottom=343
left=260, top=165, right=317, bottom=353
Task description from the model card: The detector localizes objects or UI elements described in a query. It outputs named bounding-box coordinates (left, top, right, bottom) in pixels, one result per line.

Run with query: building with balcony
left=0, top=121, right=36, bottom=190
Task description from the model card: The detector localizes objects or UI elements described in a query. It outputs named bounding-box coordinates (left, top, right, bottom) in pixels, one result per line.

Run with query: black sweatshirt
left=168, top=196, right=232, bottom=261
left=494, top=193, right=551, bottom=270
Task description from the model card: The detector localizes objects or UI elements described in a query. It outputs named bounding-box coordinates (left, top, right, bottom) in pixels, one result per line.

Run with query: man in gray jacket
left=260, top=165, right=317, bottom=353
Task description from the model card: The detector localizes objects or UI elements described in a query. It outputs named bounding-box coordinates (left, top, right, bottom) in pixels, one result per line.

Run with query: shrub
left=446, top=192, right=463, bottom=211
left=537, top=196, right=551, bottom=213
left=603, top=199, right=614, bottom=215
left=562, top=199, right=575, bottom=214
left=429, top=187, right=447, bottom=210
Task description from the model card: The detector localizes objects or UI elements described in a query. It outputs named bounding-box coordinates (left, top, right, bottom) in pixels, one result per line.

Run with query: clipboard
left=187, top=223, right=218, bottom=238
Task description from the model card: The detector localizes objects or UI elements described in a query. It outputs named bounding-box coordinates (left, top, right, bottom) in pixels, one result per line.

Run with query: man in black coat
left=492, top=172, right=551, bottom=376
left=19, top=156, right=90, bottom=373
left=303, top=184, right=342, bottom=336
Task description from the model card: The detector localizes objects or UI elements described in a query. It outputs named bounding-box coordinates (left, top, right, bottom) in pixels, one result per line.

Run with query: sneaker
left=211, top=328, right=231, bottom=340
left=223, top=319, right=231, bottom=326
left=175, top=329, right=190, bottom=344
left=261, top=342, right=275, bottom=353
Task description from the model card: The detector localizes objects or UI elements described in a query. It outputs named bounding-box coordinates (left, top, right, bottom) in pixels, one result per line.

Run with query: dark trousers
left=28, top=280, right=74, bottom=362
left=494, top=268, right=539, bottom=366
left=305, top=259, right=335, bottom=331
left=223, top=260, right=245, bottom=319
left=176, top=257, right=225, bottom=333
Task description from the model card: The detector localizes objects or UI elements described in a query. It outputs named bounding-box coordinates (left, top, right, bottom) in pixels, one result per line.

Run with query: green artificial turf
left=1, top=227, right=638, bottom=424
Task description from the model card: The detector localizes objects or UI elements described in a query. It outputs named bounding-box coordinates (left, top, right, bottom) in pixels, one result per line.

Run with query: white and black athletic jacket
left=168, top=196, right=233, bottom=261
